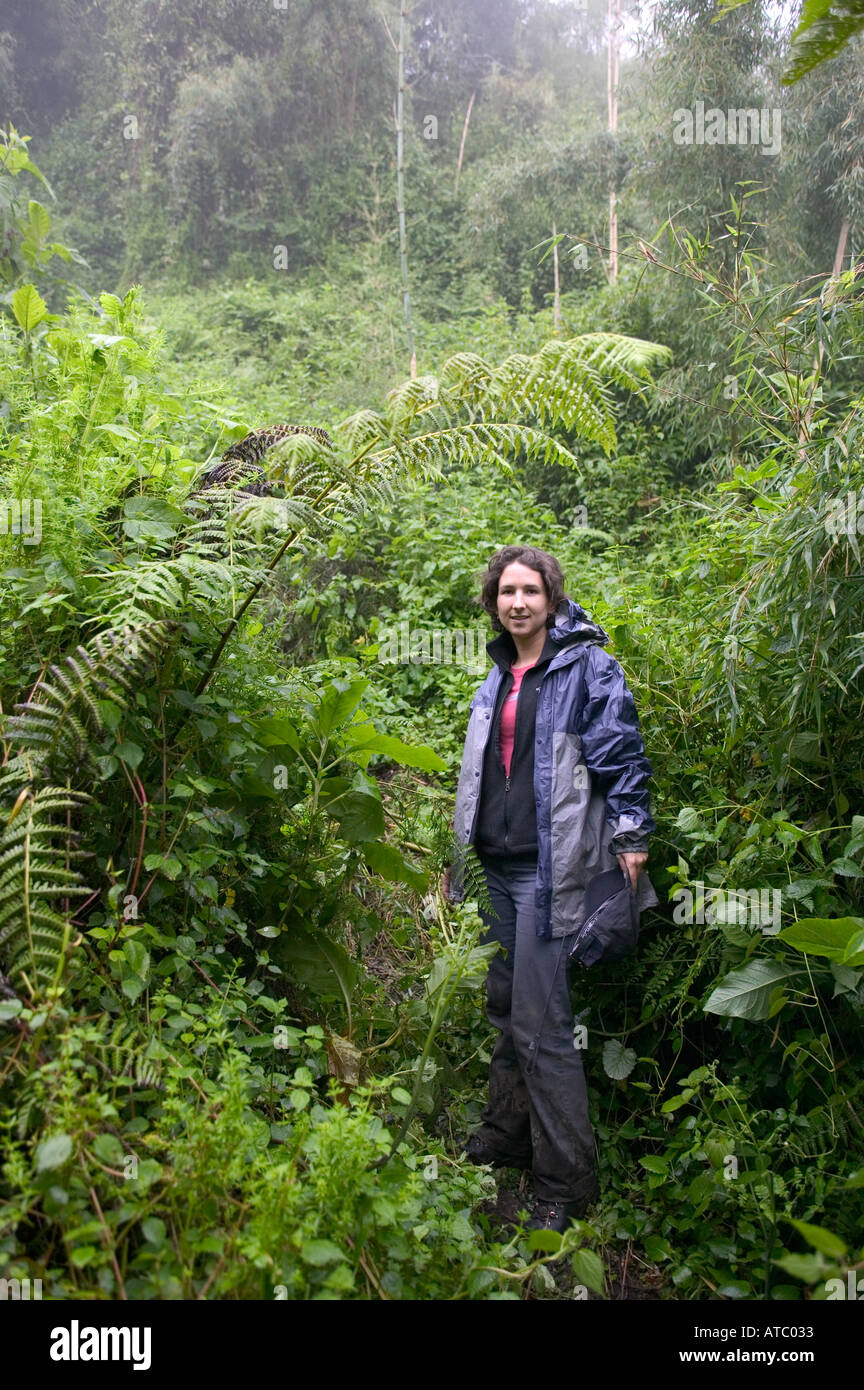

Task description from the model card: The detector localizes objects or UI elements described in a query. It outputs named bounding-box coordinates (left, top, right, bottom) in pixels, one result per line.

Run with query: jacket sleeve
left=575, top=646, right=656, bottom=854
left=447, top=691, right=482, bottom=900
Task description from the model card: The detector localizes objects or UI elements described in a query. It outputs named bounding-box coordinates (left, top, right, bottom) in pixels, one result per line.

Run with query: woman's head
left=479, top=546, right=566, bottom=634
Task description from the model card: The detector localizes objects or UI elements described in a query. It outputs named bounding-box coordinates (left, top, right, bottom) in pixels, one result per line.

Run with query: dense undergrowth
left=1, top=128, right=863, bottom=1302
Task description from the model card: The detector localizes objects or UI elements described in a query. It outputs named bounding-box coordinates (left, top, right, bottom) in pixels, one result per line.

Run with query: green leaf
left=639, top=1155, right=669, bottom=1174
left=661, top=1088, right=694, bottom=1113
left=788, top=731, right=822, bottom=763
left=642, top=1235, right=672, bottom=1261
left=310, top=680, right=369, bottom=738
left=91, top=1134, right=124, bottom=1166
left=779, top=916, right=864, bottom=967
left=35, top=1133, right=73, bottom=1171
left=570, top=1248, right=604, bottom=1294
left=142, top=854, right=183, bottom=881
left=602, top=1038, right=637, bottom=1079
left=301, top=1239, right=347, bottom=1266
left=12, top=283, right=48, bottom=330
left=319, top=778, right=385, bottom=841
left=390, top=1086, right=413, bottom=1106
left=123, top=937, right=150, bottom=977
left=119, top=938, right=150, bottom=1003
left=122, top=496, right=186, bottom=541
left=346, top=730, right=447, bottom=772
left=527, top=1229, right=564, bottom=1253
left=828, top=857, right=864, bottom=878
left=95, top=423, right=140, bottom=443
left=786, top=1217, right=847, bottom=1258
left=27, top=199, right=51, bottom=239
left=142, top=1217, right=167, bottom=1247
left=703, top=959, right=803, bottom=1020
left=254, top=716, right=301, bottom=752
left=272, top=933, right=358, bottom=1009
left=69, top=1245, right=99, bottom=1268
left=830, top=963, right=860, bottom=996
left=362, top=840, right=428, bottom=892
left=773, top=1252, right=827, bottom=1283
left=115, top=741, right=144, bottom=770
left=783, top=0, right=864, bottom=84
left=99, top=292, right=124, bottom=317
left=128, top=1159, right=162, bottom=1190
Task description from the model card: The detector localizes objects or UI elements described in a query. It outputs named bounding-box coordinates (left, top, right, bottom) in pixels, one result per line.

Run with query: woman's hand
left=441, top=868, right=452, bottom=899
left=617, top=851, right=647, bottom=891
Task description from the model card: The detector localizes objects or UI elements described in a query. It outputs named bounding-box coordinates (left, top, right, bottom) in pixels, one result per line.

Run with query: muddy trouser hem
left=475, top=851, right=596, bottom=1203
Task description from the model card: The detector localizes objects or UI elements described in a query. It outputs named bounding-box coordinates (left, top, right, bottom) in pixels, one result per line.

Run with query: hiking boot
left=461, top=1133, right=532, bottom=1171
left=527, top=1182, right=599, bottom=1232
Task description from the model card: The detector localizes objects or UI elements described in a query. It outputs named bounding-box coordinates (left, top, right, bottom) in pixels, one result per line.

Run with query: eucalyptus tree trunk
left=455, top=90, right=475, bottom=194
left=552, top=219, right=561, bottom=332
left=607, top=0, right=621, bottom=284
left=396, top=3, right=417, bottom=378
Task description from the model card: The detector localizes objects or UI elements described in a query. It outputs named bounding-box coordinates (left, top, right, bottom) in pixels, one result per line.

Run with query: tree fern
left=377, top=332, right=671, bottom=457
left=165, top=341, right=671, bottom=658
left=370, top=421, right=583, bottom=481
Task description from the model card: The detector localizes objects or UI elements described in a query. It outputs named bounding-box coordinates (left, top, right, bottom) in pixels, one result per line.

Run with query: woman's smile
left=496, top=561, right=556, bottom=657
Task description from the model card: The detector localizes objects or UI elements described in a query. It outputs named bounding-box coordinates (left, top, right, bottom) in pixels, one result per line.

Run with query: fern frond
left=439, top=351, right=496, bottom=398
left=459, top=843, right=496, bottom=917
left=491, top=347, right=614, bottom=446
left=0, top=784, right=91, bottom=989
left=384, top=375, right=443, bottom=434
left=96, top=1016, right=166, bottom=1092
left=226, top=494, right=337, bottom=544
left=4, top=623, right=171, bottom=773
left=370, top=333, right=670, bottom=458
left=574, top=332, right=673, bottom=392
left=337, top=408, right=389, bottom=455
left=367, top=422, right=581, bottom=480
left=94, top=561, right=185, bottom=628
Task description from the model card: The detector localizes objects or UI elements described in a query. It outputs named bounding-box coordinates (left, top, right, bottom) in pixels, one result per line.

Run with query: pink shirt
left=499, top=662, right=535, bottom=777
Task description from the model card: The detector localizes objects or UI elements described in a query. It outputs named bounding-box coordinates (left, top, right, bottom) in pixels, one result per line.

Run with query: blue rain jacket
left=450, top=597, right=659, bottom=938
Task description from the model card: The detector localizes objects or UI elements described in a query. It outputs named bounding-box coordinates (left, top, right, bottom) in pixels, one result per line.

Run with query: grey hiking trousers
left=475, top=851, right=597, bottom=1203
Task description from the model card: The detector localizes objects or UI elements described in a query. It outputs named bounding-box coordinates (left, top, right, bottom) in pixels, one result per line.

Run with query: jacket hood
left=486, top=596, right=609, bottom=671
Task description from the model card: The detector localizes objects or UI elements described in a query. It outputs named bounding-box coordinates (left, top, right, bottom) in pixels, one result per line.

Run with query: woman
left=444, top=545, right=658, bottom=1233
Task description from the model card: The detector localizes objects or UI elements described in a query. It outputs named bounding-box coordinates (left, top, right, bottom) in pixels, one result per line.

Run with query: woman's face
left=496, top=562, right=554, bottom=643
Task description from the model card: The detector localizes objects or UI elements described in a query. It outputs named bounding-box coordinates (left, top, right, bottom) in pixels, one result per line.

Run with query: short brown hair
left=479, top=546, right=567, bottom=632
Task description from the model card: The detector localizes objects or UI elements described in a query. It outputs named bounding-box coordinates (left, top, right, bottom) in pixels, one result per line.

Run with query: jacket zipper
left=503, top=668, right=517, bottom=849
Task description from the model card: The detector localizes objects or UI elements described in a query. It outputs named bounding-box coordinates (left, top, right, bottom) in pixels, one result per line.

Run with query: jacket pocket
left=549, top=731, right=592, bottom=899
